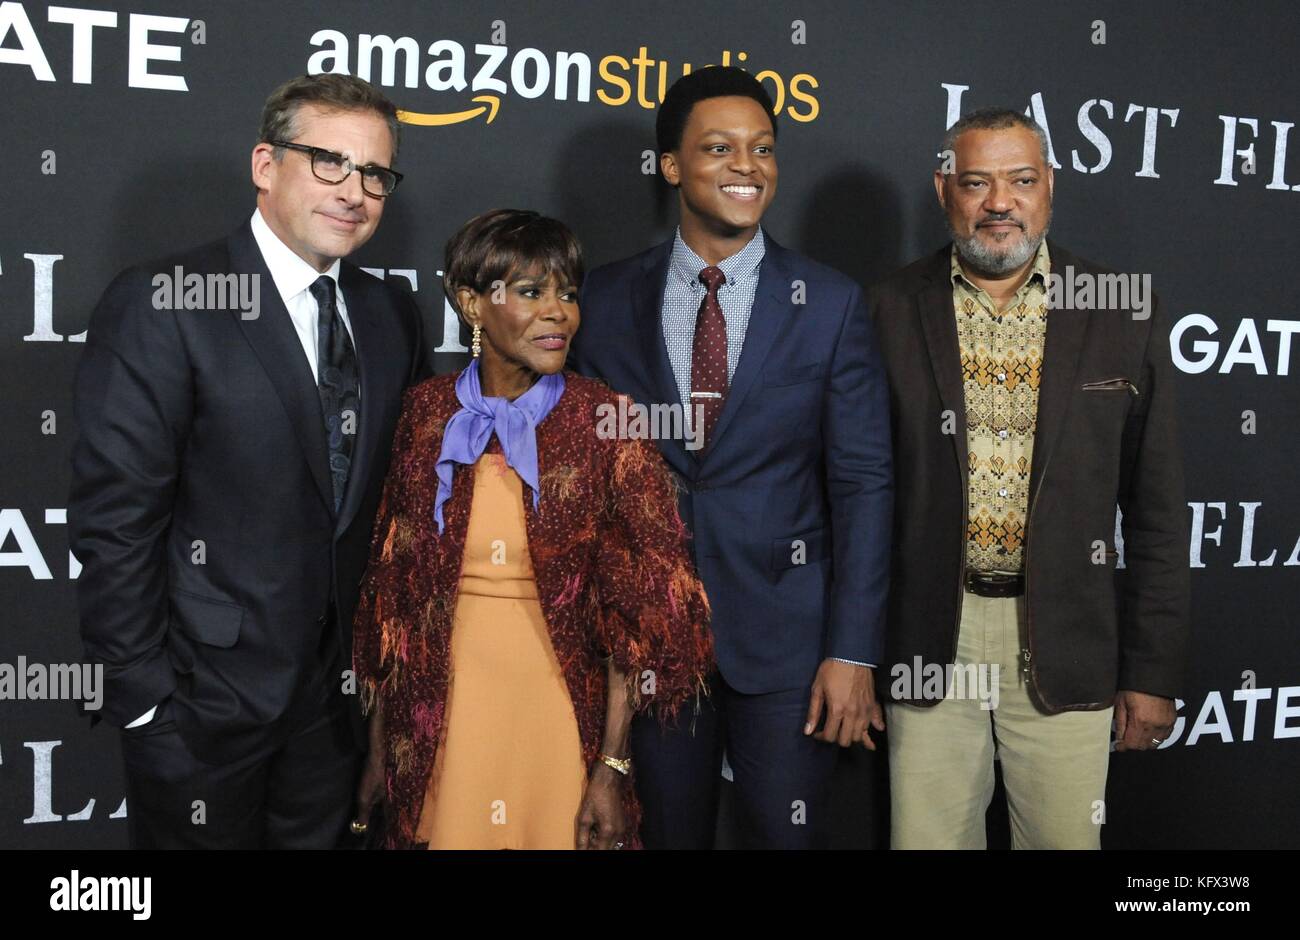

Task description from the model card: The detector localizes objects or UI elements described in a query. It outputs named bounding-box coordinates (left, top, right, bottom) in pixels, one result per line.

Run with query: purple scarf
left=433, top=359, right=565, bottom=534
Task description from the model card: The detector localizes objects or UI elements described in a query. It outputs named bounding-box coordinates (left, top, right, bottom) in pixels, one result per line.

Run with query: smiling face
left=458, top=269, right=579, bottom=398
left=661, top=95, right=777, bottom=251
left=935, top=125, right=1054, bottom=277
left=251, top=104, right=393, bottom=272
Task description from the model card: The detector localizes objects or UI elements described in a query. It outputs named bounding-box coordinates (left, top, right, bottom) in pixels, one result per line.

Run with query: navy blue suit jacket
left=571, top=235, right=893, bottom=694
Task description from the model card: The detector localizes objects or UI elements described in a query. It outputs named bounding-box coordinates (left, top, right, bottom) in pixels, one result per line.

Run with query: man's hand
left=804, top=659, right=885, bottom=749
left=1113, top=689, right=1176, bottom=751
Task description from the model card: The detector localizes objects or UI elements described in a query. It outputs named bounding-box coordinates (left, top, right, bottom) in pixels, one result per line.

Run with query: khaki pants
left=886, top=593, right=1113, bottom=849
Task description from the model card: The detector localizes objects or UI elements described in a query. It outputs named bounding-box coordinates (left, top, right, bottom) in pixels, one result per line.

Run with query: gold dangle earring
left=471, top=323, right=482, bottom=358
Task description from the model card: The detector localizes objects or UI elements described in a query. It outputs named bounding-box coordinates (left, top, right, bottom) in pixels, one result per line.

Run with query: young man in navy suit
left=570, top=67, right=893, bottom=849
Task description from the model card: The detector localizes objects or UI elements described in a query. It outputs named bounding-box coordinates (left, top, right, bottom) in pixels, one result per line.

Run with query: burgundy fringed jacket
left=353, top=370, right=715, bottom=849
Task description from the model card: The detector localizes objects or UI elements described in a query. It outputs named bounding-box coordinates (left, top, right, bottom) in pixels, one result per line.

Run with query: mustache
left=977, top=213, right=1025, bottom=229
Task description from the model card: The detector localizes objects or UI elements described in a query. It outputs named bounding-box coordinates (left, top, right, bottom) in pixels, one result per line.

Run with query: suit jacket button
left=317, top=615, right=327, bottom=626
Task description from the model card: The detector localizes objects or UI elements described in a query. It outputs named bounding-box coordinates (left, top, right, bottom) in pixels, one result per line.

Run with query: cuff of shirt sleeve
left=124, top=705, right=158, bottom=728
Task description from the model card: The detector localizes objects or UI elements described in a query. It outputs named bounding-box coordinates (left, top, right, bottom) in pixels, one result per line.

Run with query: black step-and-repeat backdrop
left=2, top=0, right=1297, bottom=849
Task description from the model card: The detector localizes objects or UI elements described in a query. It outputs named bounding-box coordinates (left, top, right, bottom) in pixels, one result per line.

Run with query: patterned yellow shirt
left=951, top=241, right=1051, bottom=572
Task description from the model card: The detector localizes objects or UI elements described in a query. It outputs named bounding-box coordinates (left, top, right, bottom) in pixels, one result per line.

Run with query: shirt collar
left=670, top=226, right=766, bottom=291
left=250, top=208, right=342, bottom=305
left=950, top=239, right=1051, bottom=296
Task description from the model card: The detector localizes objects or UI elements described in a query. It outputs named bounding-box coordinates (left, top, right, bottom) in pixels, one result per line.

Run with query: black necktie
left=308, top=276, right=359, bottom=513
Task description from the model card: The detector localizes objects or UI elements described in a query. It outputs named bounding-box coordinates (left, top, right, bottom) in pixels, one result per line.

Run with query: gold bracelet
left=599, top=754, right=632, bottom=775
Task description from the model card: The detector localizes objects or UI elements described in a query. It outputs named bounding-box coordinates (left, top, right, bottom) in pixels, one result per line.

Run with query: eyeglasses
left=268, top=140, right=403, bottom=197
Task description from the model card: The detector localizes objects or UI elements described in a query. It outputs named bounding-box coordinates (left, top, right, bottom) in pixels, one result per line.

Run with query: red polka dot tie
left=691, top=265, right=728, bottom=450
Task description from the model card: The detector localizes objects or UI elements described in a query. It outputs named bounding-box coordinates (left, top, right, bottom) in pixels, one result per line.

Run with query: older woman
left=351, top=209, right=713, bottom=849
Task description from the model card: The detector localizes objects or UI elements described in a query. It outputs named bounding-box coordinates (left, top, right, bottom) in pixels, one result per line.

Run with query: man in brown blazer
left=869, top=108, right=1189, bottom=848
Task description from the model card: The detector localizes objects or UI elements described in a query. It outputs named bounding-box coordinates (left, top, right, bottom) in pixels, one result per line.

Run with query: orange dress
left=413, top=453, right=588, bottom=849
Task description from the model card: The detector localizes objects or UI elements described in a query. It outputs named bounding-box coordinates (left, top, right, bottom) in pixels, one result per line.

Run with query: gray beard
left=949, top=217, right=1050, bottom=276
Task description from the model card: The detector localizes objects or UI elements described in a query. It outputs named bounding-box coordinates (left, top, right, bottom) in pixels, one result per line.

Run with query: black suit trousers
left=119, top=639, right=361, bottom=850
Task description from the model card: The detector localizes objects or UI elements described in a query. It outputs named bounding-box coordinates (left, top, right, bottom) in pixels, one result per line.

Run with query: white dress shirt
left=250, top=207, right=358, bottom=381
left=125, top=209, right=360, bottom=729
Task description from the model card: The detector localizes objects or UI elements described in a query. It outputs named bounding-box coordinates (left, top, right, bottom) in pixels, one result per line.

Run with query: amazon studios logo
left=305, top=22, right=823, bottom=128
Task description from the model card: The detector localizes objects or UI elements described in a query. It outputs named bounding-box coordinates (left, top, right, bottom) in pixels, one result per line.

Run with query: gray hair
left=259, top=73, right=401, bottom=162
left=940, top=107, right=1049, bottom=168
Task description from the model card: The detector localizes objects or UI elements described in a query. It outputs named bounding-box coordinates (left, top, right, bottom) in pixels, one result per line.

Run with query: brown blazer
left=868, top=241, right=1190, bottom=712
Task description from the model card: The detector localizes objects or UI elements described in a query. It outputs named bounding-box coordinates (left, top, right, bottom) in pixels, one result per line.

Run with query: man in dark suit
left=869, top=108, right=1189, bottom=848
left=69, top=74, right=428, bottom=849
left=571, top=67, right=893, bottom=849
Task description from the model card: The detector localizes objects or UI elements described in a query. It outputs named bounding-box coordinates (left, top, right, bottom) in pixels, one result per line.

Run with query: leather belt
left=964, top=570, right=1024, bottom=597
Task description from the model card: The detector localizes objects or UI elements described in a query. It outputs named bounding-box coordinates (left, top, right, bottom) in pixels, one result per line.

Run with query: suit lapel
left=227, top=222, right=334, bottom=514
left=699, top=241, right=795, bottom=462
left=635, top=242, right=693, bottom=476
left=334, top=264, right=387, bottom=537
left=1027, top=241, right=1090, bottom=511
left=916, top=248, right=969, bottom=491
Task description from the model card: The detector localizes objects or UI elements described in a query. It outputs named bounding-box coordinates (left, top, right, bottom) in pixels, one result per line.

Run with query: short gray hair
left=259, top=73, right=401, bottom=162
left=940, top=107, right=1049, bottom=168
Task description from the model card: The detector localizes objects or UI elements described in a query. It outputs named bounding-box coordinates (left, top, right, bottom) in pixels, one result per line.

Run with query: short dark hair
left=442, top=210, right=584, bottom=319
left=940, top=107, right=1049, bottom=167
left=656, top=66, right=777, bottom=155
left=259, top=74, right=402, bottom=162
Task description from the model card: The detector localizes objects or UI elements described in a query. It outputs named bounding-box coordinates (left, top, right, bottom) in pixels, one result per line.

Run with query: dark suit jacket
left=868, top=241, right=1190, bottom=712
left=68, top=220, right=428, bottom=763
left=571, top=234, right=893, bottom=693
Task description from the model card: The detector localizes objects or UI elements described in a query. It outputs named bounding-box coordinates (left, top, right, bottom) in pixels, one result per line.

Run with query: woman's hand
left=577, top=658, right=633, bottom=849
left=575, top=764, right=627, bottom=849
left=352, top=704, right=387, bottom=837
